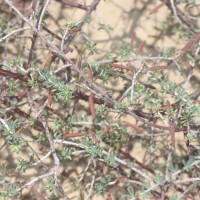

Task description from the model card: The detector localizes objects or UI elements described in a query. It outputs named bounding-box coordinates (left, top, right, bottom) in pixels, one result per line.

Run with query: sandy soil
left=0, top=0, right=200, bottom=200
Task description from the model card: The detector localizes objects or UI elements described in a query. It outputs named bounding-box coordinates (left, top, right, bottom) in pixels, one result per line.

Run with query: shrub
left=0, top=0, right=200, bottom=199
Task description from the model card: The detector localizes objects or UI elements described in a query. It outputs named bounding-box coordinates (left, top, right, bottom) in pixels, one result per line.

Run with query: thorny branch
left=0, top=0, right=200, bottom=199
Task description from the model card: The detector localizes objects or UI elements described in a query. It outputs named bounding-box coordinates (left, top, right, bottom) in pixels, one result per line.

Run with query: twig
left=130, top=65, right=143, bottom=101
left=37, top=0, right=51, bottom=30
left=86, top=158, right=97, bottom=199
left=64, top=0, right=101, bottom=47
left=176, top=184, right=196, bottom=200
left=54, top=140, right=153, bottom=183
left=40, top=120, right=60, bottom=185
left=32, top=150, right=52, bottom=167
left=17, top=171, right=54, bottom=192
left=79, top=159, right=92, bottom=183
left=169, top=0, right=183, bottom=26
left=60, top=0, right=88, bottom=10
left=133, top=159, right=200, bottom=199
left=174, top=178, right=200, bottom=184
left=0, top=26, right=31, bottom=42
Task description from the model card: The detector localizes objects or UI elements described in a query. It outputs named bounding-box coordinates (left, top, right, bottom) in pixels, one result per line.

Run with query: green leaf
left=60, top=147, right=72, bottom=160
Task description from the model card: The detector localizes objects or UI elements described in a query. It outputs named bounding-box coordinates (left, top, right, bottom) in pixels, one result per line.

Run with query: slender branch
left=54, top=139, right=153, bottom=183
left=0, top=66, right=191, bottom=132
left=60, top=0, right=88, bottom=10
left=17, top=171, right=54, bottom=192
left=40, top=120, right=60, bottom=185
left=37, top=0, right=51, bottom=30
left=174, top=178, right=200, bottom=184
left=64, top=0, right=101, bottom=47
left=0, top=26, right=31, bottom=42
left=86, top=158, right=97, bottom=199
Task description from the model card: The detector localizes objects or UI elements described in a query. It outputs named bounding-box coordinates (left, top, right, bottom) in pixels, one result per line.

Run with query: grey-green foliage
left=60, top=147, right=72, bottom=160
left=106, top=152, right=117, bottom=166
left=38, top=69, right=72, bottom=102
left=44, top=178, right=58, bottom=195
left=81, top=138, right=103, bottom=158
left=91, top=62, right=112, bottom=82
left=66, top=19, right=78, bottom=29
left=104, top=122, right=127, bottom=146
left=98, top=23, right=113, bottom=32
left=0, top=180, right=18, bottom=199
left=118, top=40, right=133, bottom=58
left=148, top=70, right=200, bottom=124
left=0, top=1, right=199, bottom=199
left=95, top=176, right=112, bottom=196
left=16, top=157, right=32, bottom=173
left=0, top=119, right=26, bottom=153
left=127, top=186, right=136, bottom=198
left=87, top=42, right=99, bottom=54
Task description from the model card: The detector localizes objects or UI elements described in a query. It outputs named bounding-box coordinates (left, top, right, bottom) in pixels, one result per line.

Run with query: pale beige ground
left=0, top=0, right=200, bottom=200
